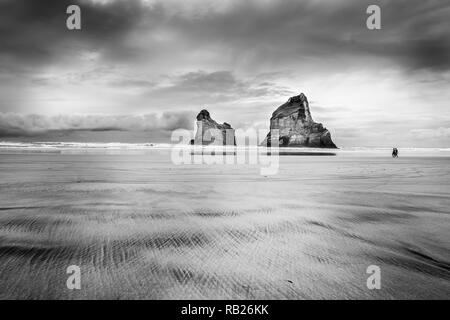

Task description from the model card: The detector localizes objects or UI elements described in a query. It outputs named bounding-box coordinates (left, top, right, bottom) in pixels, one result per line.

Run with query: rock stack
left=193, top=109, right=236, bottom=146
left=261, top=93, right=337, bottom=148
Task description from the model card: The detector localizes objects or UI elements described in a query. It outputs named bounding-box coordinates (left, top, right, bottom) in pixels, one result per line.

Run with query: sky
left=0, top=0, right=449, bottom=147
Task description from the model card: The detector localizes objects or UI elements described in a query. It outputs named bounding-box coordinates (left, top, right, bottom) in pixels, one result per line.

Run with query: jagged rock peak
left=288, top=93, right=307, bottom=104
left=271, top=93, right=313, bottom=123
left=196, top=109, right=211, bottom=121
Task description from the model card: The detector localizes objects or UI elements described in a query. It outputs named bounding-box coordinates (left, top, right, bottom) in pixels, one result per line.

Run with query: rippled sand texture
left=0, top=151, right=449, bottom=299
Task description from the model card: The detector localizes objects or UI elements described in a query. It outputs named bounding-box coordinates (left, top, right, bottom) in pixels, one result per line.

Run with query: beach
left=0, top=147, right=449, bottom=299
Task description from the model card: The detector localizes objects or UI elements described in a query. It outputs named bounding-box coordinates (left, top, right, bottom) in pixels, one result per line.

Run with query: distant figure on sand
left=392, top=148, right=399, bottom=158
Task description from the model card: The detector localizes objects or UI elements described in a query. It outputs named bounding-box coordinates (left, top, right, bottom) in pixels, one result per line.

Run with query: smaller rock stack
left=193, top=109, right=236, bottom=146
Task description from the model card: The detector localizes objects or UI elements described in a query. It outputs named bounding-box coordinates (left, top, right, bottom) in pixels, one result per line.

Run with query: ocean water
left=0, top=145, right=449, bottom=299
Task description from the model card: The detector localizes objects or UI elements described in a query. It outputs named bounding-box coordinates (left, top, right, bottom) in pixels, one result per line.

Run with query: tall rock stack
left=193, top=109, right=236, bottom=146
left=261, top=93, right=337, bottom=148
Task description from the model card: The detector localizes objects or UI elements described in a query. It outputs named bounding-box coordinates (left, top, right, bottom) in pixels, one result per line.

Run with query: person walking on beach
left=392, top=148, right=398, bottom=158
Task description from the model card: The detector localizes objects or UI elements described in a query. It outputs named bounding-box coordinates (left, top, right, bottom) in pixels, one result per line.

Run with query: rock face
left=193, top=109, right=236, bottom=146
left=261, top=93, right=337, bottom=148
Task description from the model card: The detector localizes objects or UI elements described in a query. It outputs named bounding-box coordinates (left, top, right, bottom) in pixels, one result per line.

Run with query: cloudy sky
left=0, top=0, right=449, bottom=146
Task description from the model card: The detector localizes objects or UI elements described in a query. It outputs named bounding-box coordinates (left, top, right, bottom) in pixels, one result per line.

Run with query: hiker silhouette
left=392, top=148, right=398, bottom=158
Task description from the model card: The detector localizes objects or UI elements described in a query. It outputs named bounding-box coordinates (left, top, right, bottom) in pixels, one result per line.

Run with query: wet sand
left=0, top=149, right=449, bottom=299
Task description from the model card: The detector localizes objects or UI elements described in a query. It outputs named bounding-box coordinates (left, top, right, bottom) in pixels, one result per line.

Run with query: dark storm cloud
left=381, top=0, right=450, bottom=71
left=1, top=0, right=449, bottom=73
left=405, top=39, right=450, bottom=71
left=0, top=0, right=147, bottom=69
left=0, top=111, right=193, bottom=137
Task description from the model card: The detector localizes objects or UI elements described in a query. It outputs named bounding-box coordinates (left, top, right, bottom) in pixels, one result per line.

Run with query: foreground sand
left=0, top=149, right=449, bottom=299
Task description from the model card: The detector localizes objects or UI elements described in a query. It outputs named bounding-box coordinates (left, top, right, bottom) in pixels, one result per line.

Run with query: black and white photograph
left=0, top=0, right=449, bottom=304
